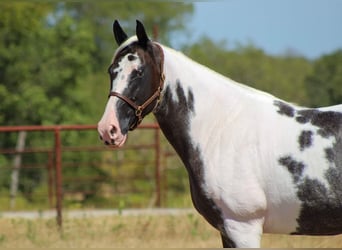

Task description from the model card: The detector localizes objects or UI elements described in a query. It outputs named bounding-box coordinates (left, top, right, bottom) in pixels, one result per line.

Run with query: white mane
left=162, top=45, right=278, bottom=104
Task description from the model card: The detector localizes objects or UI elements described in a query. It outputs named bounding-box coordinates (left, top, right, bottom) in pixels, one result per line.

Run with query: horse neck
left=154, top=46, right=266, bottom=162
left=157, top=45, right=266, bottom=124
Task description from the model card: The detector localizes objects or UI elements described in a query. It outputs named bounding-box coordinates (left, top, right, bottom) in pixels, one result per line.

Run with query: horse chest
left=187, top=163, right=225, bottom=230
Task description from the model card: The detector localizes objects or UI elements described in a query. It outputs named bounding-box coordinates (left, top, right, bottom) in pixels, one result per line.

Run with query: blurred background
left=0, top=1, right=341, bottom=212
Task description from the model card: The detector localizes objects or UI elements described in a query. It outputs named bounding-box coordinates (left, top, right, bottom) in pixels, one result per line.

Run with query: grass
left=0, top=212, right=342, bottom=248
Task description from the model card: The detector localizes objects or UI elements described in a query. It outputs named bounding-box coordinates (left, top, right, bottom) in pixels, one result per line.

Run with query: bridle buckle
left=135, top=107, right=143, bottom=117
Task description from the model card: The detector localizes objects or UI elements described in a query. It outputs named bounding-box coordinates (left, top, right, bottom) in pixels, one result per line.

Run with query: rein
left=108, top=43, right=165, bottom=131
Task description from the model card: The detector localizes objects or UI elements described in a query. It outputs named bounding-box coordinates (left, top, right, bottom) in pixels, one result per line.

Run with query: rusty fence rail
left=0, top=124, right=163, bottom=228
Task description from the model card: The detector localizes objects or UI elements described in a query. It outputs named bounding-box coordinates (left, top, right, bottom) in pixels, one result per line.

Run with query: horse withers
left=98, top=20, right=342, bottom=247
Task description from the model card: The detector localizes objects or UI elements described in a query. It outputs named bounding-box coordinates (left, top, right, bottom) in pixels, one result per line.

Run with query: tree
left=305, top=50, right=342, bottom=107
left=0, top=2, right=97, bottom=203
left=0, top=3, right=96, bottom=126
left=62, top=2, right=194, bottom=70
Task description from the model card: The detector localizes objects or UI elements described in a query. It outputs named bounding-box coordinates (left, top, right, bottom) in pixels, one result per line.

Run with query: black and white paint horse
left=98, top=20, right=342, bottom=248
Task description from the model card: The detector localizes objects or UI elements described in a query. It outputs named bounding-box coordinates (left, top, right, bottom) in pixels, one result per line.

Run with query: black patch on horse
left=277, top=105, right=342, bottom=234
left=278, top=108, right=342, bottom=235
left=279, top=155, right=342, bottom=234
left=325, top=147, right=335, bottom=163
left=278, top=156, right=306, bottom=183
left=295, top=109, right=317, bottom=124
left=295, top=109, right=342, bottom=138
left=298, top=130, right=313, bottom=151
left=155, top=80, right=235, bottom=247
left=273, top=100, right=295, bottom=117
left=295, top=175, right=342, bottom=235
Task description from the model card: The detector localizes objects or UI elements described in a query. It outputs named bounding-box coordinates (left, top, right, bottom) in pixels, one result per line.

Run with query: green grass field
left=0, top=212, right=342, bottom=248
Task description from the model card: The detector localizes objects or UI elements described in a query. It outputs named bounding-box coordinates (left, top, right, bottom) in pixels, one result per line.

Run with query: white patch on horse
left=110, top=52, right=141, bottom=94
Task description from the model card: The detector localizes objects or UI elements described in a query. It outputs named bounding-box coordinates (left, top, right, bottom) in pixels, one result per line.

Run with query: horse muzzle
left=97, top=123, right=127, bottom=147
left=97, top=99, right=128, bottom=147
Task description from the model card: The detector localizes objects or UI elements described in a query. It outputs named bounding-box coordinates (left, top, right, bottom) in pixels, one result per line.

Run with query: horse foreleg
left=220, top=232, right=236, bottom=248
left=221, top=217, right=264, bottom=248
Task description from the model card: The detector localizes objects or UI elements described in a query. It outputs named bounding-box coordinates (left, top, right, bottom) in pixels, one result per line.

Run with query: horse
left=97, top=20, right=342, bottom=248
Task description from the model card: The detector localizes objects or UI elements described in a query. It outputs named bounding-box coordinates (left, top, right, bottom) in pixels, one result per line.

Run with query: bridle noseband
left=108, top=43, right=165, bottom=131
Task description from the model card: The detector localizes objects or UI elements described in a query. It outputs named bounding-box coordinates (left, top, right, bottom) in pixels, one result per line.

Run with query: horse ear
left=136, top=20, right=149, bottom=48
left=113, top=20, right=128, bottom=46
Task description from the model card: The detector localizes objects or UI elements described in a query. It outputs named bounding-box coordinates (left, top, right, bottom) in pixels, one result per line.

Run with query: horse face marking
left=99, top=49, right=145, bottom=143
left=98, top=40, right=162, bottom=145
left=116, top=47, right=156, bottom=131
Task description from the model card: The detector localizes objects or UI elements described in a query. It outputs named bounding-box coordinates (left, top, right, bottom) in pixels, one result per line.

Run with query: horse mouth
left=107, top=134, right=127, bottom=148
left=112, top=134, right=127, bottom=147
left=99, top=132, right=127, bottom=148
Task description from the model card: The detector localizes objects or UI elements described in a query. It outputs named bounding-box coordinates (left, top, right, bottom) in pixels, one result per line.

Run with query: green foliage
left=305, top=50, right=342, bottom=107
left=0, top=2, right=99, bottom=203
left=0, top=2, right=95, bottom=126
left=63, top=1, right=194, bottom=69
left=183, top=37, right=312, bottom=105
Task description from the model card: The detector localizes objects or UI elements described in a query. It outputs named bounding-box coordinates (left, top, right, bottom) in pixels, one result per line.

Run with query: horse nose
left=98, top=124, right=119, bottom=145
left=109, top=126, right=117, bottom=136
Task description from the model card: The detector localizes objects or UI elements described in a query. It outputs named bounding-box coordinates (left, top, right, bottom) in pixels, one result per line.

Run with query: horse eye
left=130, top=69, right=144, bottom=83
left=137, top=69, right=144, bottom=77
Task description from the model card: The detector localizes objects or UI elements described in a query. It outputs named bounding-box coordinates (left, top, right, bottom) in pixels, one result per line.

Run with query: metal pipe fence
left=0, top=123, right=165, bottom=228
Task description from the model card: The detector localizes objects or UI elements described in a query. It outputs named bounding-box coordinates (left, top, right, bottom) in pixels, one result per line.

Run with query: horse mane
left=162, top=45, right=279, bottom=103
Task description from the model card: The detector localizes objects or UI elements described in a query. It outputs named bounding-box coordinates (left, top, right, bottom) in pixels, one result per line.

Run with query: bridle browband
left=108, top=43, right=165, bottom=131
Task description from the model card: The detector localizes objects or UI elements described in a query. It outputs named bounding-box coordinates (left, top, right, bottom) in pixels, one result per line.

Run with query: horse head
left=98, top=20, right=164, bottom=146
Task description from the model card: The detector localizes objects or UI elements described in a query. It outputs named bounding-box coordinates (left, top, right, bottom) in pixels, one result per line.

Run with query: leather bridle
left=108, top=43, right=165, bottom=131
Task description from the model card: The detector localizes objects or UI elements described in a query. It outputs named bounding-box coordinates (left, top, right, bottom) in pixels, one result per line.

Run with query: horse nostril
left=99, top=136, right=103, bottom=140
left=105, top=141, right=110, bottom=145
left=110, top=126, right=117, bottom=136
left=111, top=139, right=116, bottom=145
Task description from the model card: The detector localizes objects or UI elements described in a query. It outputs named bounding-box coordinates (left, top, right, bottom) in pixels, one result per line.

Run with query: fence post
left=47, top=151, right=54, bottom=208
left=54, top=128, right=63, bottom=229
left=155, top=127, right=161, bottom=207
